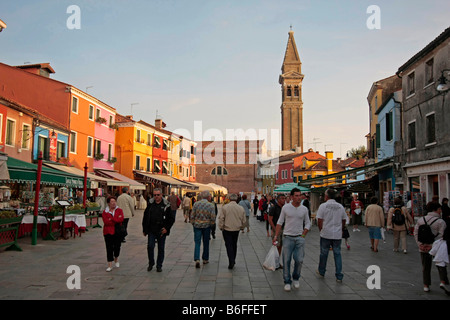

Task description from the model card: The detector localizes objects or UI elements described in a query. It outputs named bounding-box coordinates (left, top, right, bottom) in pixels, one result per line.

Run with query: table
left=18, top=214, right=86, bottom=239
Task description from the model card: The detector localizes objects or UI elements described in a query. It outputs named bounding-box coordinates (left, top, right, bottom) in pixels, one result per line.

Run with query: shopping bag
left=263, top=245, right=280, bottom=271
left=381, top=227, right=385, bottom=242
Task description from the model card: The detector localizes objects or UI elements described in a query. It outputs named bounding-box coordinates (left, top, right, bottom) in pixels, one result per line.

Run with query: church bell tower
left=279, top=28, right=304, bottom=152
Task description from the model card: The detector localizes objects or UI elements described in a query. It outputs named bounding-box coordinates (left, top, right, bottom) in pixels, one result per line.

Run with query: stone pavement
left=0, top=206, right=449, bottom=301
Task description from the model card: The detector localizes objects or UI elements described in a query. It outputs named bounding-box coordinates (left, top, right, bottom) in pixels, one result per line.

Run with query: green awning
left=3, top=157, right=88, bottom=188
left=274, top=183, right=310, bottom=193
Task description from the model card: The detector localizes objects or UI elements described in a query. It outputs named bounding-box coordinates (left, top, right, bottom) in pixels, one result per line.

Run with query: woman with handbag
left=102, top=196, right=125, bottom=272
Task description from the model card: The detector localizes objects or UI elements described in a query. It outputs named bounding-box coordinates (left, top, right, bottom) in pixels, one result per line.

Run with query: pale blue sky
left=1, top=0, right=449, bottom=157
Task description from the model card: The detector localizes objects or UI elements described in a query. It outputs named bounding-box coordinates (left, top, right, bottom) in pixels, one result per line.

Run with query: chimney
left=155, top=118, right=166, bottom=129
left=325, top=151, right=333, bottom=174
left=125, top=115, right=133, bottom=120
left=15, top=63, right=55, bottom=78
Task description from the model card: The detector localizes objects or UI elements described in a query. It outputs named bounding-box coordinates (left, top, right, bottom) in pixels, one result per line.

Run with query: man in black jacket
left=142, top=188, right=174, bottom=272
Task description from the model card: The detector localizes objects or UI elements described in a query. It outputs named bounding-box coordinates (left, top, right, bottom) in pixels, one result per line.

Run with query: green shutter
left=376, top=124, right=381, bottom=148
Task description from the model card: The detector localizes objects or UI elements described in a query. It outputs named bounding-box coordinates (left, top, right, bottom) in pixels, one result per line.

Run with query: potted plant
left=95, top=117, right=107, bottom=124
left=94, top=153, right=104, bottom=161
left=107, top=157, right=117, bottom=164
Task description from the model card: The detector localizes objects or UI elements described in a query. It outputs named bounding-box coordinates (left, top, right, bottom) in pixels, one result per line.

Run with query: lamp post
left=32, top=151, right=43, bottom=245
left=437, top=69, right=450, bottom=92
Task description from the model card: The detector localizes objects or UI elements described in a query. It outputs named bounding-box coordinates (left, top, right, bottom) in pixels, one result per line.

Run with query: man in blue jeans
left=273, top=188, right=310, bottom=291
left=316, top=188, right=347, bottom=282
left=190, top=191, right=216, bottom=268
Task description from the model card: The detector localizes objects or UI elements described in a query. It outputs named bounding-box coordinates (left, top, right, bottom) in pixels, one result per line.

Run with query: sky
left=1, top=0, right=449, bottom=159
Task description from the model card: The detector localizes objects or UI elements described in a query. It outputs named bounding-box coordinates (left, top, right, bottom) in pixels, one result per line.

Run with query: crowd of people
left=99, top=187, right=450, bottom=296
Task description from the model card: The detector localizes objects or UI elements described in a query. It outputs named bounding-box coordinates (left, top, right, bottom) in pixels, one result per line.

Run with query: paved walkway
left=0, top=206, right=449, bottom=300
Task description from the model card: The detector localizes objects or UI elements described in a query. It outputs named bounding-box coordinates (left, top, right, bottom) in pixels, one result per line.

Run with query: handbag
left=115, top=222, right=127, bottom=238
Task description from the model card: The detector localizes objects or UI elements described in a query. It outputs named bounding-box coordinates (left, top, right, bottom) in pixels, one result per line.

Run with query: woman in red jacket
left=102, top=196, right=124, bottom=272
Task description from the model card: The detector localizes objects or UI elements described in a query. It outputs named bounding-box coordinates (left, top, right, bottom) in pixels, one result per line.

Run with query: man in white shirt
left=273, top=188, right=310, bottom=292
left=316, top=188, right=347, bottom=282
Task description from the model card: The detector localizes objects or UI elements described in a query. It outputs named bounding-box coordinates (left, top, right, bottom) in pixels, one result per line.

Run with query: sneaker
left=336, top=279, right=343, bottom=283
left=195, top=260, right=201, bottom=268
left=293, top=280, right=300, bottom=289
left=440, top=283, right=450, bottom=294
left=424, top=286, right=430, bottom=292
left=203, top=260, right=209, bottom=265
left=115, top=262, right=120, bottom=268
left=403, top=250, right=407, bottom=254
left=356, top=228, right=361, bottom=232
left=106, top=267, right=113, bottom=272
left=284, top=284, right=291, bottom=291
left=316, top=270, right=324, bottom=278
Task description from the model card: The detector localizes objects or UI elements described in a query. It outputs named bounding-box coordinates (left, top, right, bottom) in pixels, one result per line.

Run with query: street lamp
left=437, top=69, right=450, bottom=92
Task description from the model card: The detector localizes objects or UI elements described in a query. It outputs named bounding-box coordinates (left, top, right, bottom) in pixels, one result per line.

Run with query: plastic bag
left=263, top=245, right=280, bottom=271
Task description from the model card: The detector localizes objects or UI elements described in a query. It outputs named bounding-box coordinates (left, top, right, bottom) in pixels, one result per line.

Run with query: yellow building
left=115, top=114, right=154, bottom=180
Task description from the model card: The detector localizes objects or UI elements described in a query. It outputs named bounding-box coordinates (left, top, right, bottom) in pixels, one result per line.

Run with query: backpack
left=392, top=207, right=406, bottom=226
left=417, top=217, right=439, bottom=244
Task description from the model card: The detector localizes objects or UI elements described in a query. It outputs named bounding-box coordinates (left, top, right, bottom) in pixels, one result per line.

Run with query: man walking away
left=316, top=188, right=347, bottom=283
left=117, top=187, right=135, bottom=242
left=273, top=188, right=310, bottom=291
left=190, top=191, right=216, bottom=268
left=218, top=194, right=246, bottom=270
left=168, top=191, right=180, bottom=221
left=142, top=188, right=174, bottom=272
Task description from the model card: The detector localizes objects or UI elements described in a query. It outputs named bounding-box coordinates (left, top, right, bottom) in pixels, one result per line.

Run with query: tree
left=347, top=145, right=367, bottom=159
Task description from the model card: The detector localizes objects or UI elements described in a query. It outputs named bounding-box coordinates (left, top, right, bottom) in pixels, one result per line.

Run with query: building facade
left=396, top=27, right=450, bottom=201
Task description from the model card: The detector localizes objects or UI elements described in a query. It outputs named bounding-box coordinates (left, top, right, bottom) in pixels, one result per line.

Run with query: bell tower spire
left=279, top=28, right=304, bottom=152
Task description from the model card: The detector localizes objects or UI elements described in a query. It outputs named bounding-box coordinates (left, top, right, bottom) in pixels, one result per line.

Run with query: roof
left=14, top=62, right=55, bottom=74
left=397, top=26, right=450, bottom=74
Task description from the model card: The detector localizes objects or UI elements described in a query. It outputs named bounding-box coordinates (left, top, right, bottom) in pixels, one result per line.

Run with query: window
left=5, top=119, right=15, bottom=146
left=426, top=113, right=436, bottom=144
left=21, top=124, right=30, bottom=149
left=425, top=58, right=434, bottom=85
left=375, top=123, right=381, bottom=148
left=147, top=133, right=152, bottom=146
left=163, top=161, right=168, bottom=174
left=385, top=111, right=393, bottom=141
left=38, top=136, right=49, bottom=160
left=146, top=158, right=151, bottom=172
left=163, top=139, right=169, bottom=151
left=154, top=159, right=161, bottom=173
left=70, top=131, right=77, bottom=153
left=290, top=169, right=293, bottom=179
left=408, top=121, right=416, bottom=149
left=407, top=72, right=415, bottom=96
left=136, top=129, right=141, bottom=143
left=210, top=166, right=228, bottom=176
left=108, top=144, right=112, bottom=160
left=95, top=108, right=101, bottom=121
left=287, top=86, right=292, bottom=97
left=57, top=141, right=66, bottom=159
left=94, top=139, right=101, bottom=157
left=154, top=136, right=161, bottom=148
left=72, top=97, right=78, bottom=113
left=89, top=105, right=94, bottom=120
left=135, top=155, right=141, bottom=170
left=87, top=137, right=93, bottom=157
left=294, top=86, right=299, bottom=97
left=109, top=115, right=113, bottom=126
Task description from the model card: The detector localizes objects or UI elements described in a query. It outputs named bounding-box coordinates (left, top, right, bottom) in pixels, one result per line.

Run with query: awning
left=187, top=182, right=214, bottom=192
left=4, top=157, right=88, bottom=188
left=206, top=183, right=228, bottom=194
left=44, top=163, right=127, bottom=188
left=274, top=183, right=310, bottom=193
left=95, top=169, right=145, bottom=190
left=134, top=171, right=197, bottom=189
